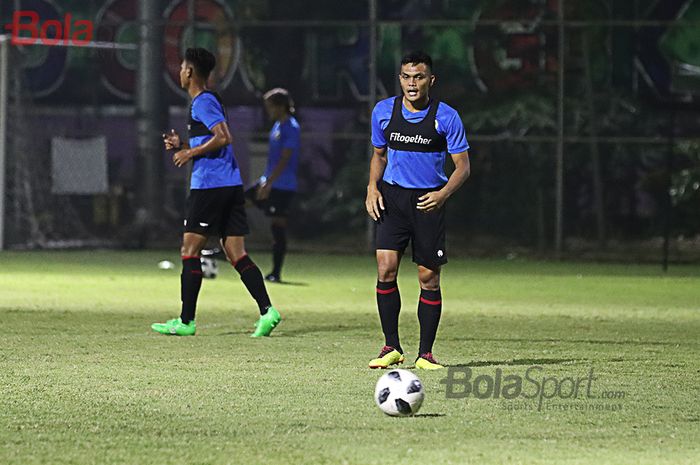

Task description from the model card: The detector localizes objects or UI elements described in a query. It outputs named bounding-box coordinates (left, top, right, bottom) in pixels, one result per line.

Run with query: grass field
left=1, top=251, right=699, bottom=464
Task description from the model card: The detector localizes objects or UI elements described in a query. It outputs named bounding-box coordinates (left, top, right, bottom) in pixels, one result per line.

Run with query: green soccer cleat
left=251, top=307, right=282, bottom=337
left=415, top=353, right=444, bottom=370
left=369, top=346, right=405, bottom=369
left=151, top=318, right=196, bottom=336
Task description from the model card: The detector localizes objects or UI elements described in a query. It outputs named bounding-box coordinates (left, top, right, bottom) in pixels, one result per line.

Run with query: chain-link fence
left=1, top=0, right=699, bottom=261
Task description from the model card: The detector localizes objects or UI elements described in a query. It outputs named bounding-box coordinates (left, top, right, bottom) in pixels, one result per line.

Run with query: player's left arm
left=257, top=148, right=292, bottom=200
left=173, top=122, right=232, bottom=167
left=417, top=109, right=471, bottom=211
left=258, top=124, right=298, bottom=200
left=416, top=151, right=470, bottom=211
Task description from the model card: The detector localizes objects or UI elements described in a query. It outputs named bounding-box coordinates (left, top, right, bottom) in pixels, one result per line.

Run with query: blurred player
left=365, top=51, right=471, bottom=369
left=246, top=88, right=300, bottom=283
left=151, top=48, right=281, bottom=337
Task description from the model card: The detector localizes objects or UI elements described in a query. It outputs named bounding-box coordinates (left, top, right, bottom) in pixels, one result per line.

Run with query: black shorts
left=245, top=185, right=296, bottom=217
left=375, top=181, right=447, bottom=269
left=184, top=186, right=249, bottom=237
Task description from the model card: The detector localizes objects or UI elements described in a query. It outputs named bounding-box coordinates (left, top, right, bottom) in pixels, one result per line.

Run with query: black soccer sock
left=376, top=280, right=402, bottom=353
left=180, top=256, right=203, bottom=324
left=418, top=288, right=442, bottom=355
left=271, top=224, right=287, bottom=277
left=234, top=254, right=272, bottom=315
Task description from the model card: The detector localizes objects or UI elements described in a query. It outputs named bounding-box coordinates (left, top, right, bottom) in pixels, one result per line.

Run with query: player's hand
left=417, top=190, right=447, bottom=212
left=162, top=129, right=181, bottom=151
left=172, top=148, right=193, bottom=167
left=256, top=182, right=272, bottom=201
left=365, top=186, right=385, bottom=221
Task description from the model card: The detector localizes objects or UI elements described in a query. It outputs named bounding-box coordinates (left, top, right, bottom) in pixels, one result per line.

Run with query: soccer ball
left=157, top=260, right=174, bottom=270
left=200, top=257, right=218, bottom=279
left=374, top=369, right=425, bottom=417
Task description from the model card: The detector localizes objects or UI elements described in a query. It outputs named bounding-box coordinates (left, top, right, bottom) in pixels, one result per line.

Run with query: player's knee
left=224, top=246, right=245, bottom=262
left=418, top=268, right=440, bottom=290
left=180, top=238, right=205, bottom=257
left=378, top=269, right=398, bottom=282
left=229, top=252, right=247, bottom=264
left=376, top=251, right=399, bottom=281
left=377, top=262, right=398, bottom=281
left=180, top=244, right=201, bottom=257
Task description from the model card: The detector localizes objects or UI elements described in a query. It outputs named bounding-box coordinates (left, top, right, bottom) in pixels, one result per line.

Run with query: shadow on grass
left=277, top=324, right=369, bottom=337
left=267, top=280, right=309, bottom=287
left=215, top=323, right=369, bottom=337
left=449, top=336, right=687, bottom=347
left=410, top=413, right=446, bottom=418
left=450, top=358, right=578, bottom=368
left=218, top=331, right=252, bottom=336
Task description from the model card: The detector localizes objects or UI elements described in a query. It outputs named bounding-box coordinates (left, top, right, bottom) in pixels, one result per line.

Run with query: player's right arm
left=366, top=101, right=390, bottom=221
left=366, top=146, right=387, bottom=221
left=171, top=94, right=231, bottom=167
left=163, top=129, right=189, bottom=151
left=173, top=122, right=231, bottom=167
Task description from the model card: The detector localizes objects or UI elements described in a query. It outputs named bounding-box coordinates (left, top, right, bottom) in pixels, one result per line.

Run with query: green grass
left=1, top=251, right=699, bottom=464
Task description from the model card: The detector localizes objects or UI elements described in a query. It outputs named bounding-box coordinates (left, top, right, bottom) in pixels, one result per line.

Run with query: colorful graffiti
left=1, top=0, right=238, bottom=100
left=162, top=0, right=238, bottom=96
left=472, top=0, right=559, bottom=92
left=94, top=0, right=238, bottom=99
left=642, top=0, right=700, bottom=96
left=94, top=0, right=137, bottom=99
left=0, top=0, right=68, bottom=97
left=2, top=0, right=697, bottom=103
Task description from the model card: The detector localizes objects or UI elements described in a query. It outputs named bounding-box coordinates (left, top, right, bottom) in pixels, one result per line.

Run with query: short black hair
left=185, top=48, right=216, bottom=79
left=401, top=50, right=433, bottom=72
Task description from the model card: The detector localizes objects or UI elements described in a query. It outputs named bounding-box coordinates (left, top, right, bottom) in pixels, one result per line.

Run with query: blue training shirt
left=371, top=96, right=469, bottom=189
left=189, top=92, right=242, bottom=190
left=264, top=116, right=301, bottom=191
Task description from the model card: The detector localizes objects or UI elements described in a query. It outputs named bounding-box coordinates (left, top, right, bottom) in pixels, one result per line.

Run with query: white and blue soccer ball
left=374, top=369, right=425, bottom=417
left=200, top=257, right=219, bottom=279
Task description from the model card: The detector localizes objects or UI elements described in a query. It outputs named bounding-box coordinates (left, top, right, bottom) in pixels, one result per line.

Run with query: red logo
left=3, top=10, right=94, bottom=46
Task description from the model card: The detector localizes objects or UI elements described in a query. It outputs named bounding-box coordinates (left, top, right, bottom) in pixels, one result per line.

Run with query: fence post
left=555, top=0, right=565, bottom=259
left=136, top=0, right=166, bottom=246
left=366, top=0, right=378, bottom=253
left=0, top=35, right=9, bottom=251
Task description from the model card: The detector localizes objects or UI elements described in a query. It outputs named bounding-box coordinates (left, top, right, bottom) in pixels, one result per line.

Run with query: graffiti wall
left=2, top=0, right=698, bottom=106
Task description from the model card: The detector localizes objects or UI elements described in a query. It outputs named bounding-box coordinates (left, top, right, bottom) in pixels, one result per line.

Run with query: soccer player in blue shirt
left=246, top=88, right=300, bottom=282
left=366, top=51, right=471, bottom=370
left=151, top=48, right=281, bottom=337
